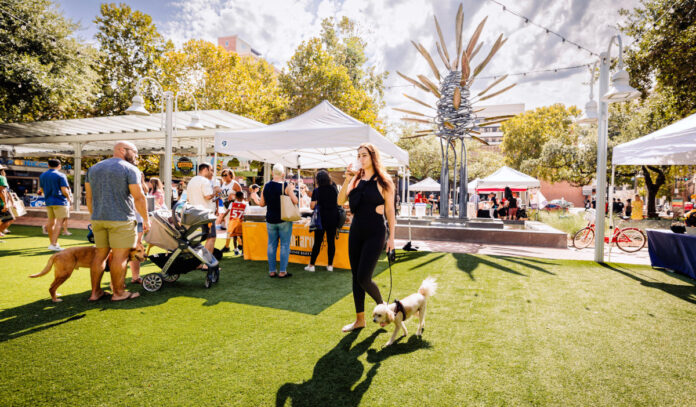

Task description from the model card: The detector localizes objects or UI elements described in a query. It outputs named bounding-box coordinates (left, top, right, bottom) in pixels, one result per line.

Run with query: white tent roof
left=467, top=178, right=481, bottom=193
left=0, top=110, right=262, bottom=156
left=612, top=113, right=696, bottom=165
left=215, top=100, right=409, bottom=168
left=476, top=166, right=540, bottom=190
left=409, top=177, right=440, bottom=192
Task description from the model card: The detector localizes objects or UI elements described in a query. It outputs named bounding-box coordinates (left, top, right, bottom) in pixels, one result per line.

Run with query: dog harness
left=394, top=299, right=406, bottom=320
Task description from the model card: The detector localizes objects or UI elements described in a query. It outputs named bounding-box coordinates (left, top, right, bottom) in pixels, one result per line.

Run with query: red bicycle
left=572, top=210, right=646, bottom=252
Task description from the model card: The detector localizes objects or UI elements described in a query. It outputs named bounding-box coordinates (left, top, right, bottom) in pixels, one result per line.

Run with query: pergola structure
left=0, top=110, right=264, bottom=210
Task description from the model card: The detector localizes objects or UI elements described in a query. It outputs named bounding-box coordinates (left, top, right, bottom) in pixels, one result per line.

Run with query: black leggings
left=348, top=217, right=385, bottom=313
left=310, top=227, right=336, bottom=265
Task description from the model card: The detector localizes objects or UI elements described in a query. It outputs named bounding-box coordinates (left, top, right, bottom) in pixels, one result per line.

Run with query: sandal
left=278, top=272, right=292, bottom=278
left=269, top=272, right=277, bottom=278
left=131, top=278, right=143, bottom=284
left=111, top=291, right=140, bottom=302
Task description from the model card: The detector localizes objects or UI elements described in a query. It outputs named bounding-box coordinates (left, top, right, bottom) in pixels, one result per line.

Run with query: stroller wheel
left=142, top=273, right=164, bottom=292
left=204, top=274, right=212, bottom=289
left=210, top=267, right=219, bottom=284
left=163, top=273, right=180, bottom=283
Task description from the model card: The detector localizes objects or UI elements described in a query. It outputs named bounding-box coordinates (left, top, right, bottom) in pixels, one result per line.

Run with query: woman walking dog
left=337, top=143, right=396, bottom=332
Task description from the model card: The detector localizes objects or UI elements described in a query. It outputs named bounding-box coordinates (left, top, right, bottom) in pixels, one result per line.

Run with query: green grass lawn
left=1, top=225, right=695, bottom=406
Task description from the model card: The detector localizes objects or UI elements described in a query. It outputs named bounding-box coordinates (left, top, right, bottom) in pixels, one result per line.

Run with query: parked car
left=546, top=199, right=574, bottom=210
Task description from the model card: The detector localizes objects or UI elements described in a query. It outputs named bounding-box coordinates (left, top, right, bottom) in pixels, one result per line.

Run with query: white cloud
left=163, top=0, right=640, bottom=137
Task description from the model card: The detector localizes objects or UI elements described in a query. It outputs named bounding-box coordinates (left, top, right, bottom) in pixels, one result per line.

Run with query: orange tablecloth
left=242, top=221, right=351, bottom=269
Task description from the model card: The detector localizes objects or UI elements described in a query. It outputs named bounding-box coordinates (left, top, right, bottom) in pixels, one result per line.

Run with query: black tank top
left=349, top=174, right=385, bottom=215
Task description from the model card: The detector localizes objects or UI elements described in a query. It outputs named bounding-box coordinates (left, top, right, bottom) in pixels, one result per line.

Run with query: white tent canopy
left=215, top=100, right=409, bottom=168
left=612, top=112, right=696, bottom=165
left=467, top=178, right=481, bottom=193
left=476, top=166, right=541, bottom=190
left=409, top=177, right=440, bottom=192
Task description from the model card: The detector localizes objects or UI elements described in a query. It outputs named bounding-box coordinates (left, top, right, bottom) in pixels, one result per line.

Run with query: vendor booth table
left=646, top=229, right=696, bottom=280
left=242, top=221, right=351, bottom=269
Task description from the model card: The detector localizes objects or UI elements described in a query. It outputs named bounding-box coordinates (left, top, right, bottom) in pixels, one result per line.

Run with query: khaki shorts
left=92, top=220, right=137, bottom=249
left=47, top=205, right=69, bottom=220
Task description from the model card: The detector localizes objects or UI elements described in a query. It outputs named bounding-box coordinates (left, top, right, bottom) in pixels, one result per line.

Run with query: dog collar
left=394, top=299, right=406, bottom=320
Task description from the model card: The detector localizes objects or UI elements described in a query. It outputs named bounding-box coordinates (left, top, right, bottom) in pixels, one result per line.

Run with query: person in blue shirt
left=39, top=159, right=72, bottom=251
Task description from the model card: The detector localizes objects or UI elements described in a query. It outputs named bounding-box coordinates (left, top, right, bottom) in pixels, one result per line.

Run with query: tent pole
left=73, top=142, right=82, bottom=212
left=297, top=155, right=301, bottom=209
left=607, top=164, right=616, bottom=262
left=213, top=151, right=218, bottom=178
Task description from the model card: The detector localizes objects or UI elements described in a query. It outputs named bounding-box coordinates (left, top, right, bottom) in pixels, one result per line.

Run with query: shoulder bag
left=280, top=182, right=301, bottom=222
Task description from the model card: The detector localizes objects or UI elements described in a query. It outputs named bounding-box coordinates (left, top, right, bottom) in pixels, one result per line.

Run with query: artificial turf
left=1, top=225, right=695, bottom=406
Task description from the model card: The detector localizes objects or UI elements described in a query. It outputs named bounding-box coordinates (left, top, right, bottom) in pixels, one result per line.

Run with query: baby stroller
left=142, top=205, right=221, bottom=292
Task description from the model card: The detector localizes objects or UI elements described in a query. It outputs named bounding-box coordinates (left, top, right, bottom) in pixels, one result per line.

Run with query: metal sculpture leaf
left=477, top=118, right=511, bottom=127
left=477, top=75, right=508, bottom=96
left=460, top=51, right=470, bottom=85
left=418, top=75, right=442, bottom=98
left=478, top=83, right=516, bottom=101
left=453, top=87, right=461, bottom=109
left=466, top=17, right=487, bottom=60
left=471, top=135, right=489, bottom=145
left=397, top=71, right=430, bottom=92
left=434, top=16, right=450, bottom=63
left=393, top=107, right=429, bottom=117
left=402, top=117, right=433, bottom=124
left=412, top=41, right=441, bottom=81
left=453, top=4, right=464, bottom=70
left=470, top=42, right=484, bottom=60
left=472, top=35, right=507, bottom=78
left=436, top=42, right=452, bottom=71
left=403, top=93, right=435, bottom=109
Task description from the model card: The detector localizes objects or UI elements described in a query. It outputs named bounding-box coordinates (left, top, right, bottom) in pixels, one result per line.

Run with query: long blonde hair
left=352, top=143, right=394, bottom=192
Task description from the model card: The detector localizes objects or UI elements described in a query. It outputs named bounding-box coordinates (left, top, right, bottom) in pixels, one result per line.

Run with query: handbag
left=280, top=182, right=301, bottom=222
left=309, top=206, right=323, bottom=231
left=10, top=192, right=26, bottom=217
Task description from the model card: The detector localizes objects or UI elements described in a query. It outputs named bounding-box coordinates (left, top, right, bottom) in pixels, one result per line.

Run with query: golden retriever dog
left=372, top=277, right=437, bottom=347
left=30, top=244, right=145, bottom=302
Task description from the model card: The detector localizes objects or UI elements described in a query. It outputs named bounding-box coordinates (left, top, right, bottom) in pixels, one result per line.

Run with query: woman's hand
left=344, top=164, right=356, bottom=179
left=385, top=237, right=395, bottom=253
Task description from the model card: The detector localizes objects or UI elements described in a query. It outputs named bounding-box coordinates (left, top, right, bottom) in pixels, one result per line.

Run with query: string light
left=386, top=62, right=593, bottom=89
left=486, top=0, right=599, bottom=56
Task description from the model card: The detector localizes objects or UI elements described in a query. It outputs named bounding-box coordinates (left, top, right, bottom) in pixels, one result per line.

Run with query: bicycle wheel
left=573, top=227, right=595, bottom=249
left=616, top=228, right=646, bottom=253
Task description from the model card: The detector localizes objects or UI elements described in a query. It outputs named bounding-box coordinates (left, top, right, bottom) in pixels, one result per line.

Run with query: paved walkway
left=394, top=238, right=651, bottom=266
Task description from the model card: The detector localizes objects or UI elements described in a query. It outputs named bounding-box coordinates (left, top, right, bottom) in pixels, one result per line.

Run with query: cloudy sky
left=57, top=0, right=640, bottom=135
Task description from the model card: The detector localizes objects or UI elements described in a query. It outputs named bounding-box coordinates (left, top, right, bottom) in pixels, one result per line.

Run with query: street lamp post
left=591, top=35, right=640, bottom=262
left=126, top=78, right=203, bottom=208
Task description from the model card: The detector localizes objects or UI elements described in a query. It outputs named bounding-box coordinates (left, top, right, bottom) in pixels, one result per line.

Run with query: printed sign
left=176, top=157, right=193, bottom=175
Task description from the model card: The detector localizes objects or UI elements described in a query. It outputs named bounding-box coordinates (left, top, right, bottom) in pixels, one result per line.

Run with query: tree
left=93, top=3, right=169, bottom=115
left=619, top=0, right=696, bottom=117
left=157, top=40, right=287, bottom=124
left=280, top=17, right=386, bottom=132
left=0, top=0, right=98, bottom=122
left=500, top=104, right=583, bottom=183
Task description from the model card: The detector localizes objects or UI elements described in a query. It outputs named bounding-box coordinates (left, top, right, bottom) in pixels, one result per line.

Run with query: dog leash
left=386, top=249, right=395, bottom=303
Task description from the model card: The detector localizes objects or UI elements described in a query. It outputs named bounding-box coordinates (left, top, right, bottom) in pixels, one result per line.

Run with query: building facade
left=217, top=35, right=262, bottom=59
left=473, top=103, right=525, bottom=146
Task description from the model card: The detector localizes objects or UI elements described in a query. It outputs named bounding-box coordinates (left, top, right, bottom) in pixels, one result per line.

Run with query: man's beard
left=126, top=155, right=137, bottom=165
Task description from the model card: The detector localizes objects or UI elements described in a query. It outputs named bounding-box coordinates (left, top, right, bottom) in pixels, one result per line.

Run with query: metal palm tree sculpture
left=397, top=4, right=516, bottom=218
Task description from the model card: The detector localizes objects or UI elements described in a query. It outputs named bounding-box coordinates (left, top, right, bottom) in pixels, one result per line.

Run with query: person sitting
left=222, top=191, right=247, bottom=255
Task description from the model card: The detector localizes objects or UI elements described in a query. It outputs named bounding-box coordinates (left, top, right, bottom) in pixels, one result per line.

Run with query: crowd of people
left=585, top=194, right=645, bottom=220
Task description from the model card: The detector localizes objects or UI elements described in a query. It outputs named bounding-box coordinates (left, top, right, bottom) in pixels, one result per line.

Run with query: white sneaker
left=48, top=244, right=63, bottom=251
left=304, top=265, right=315, bottom=272
left=234, top=249, right=240, bottom=256
left=327, top=266, right=333, bottom=272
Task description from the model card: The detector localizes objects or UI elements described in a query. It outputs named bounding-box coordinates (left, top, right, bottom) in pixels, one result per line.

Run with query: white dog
left=372, top=277, right=437, bottom=347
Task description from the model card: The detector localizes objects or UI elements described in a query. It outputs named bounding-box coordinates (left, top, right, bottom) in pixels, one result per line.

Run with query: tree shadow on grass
left=275, top=329, right=430, bottom=407
left=453, top=253, right=528, bottom=280
left=491, top=256, right=557, bottom=275
left=599, top=263, right=696, bottom=305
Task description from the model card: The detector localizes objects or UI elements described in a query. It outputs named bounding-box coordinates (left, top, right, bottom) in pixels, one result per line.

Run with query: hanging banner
left=242, top=221, right=350, bottom=269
